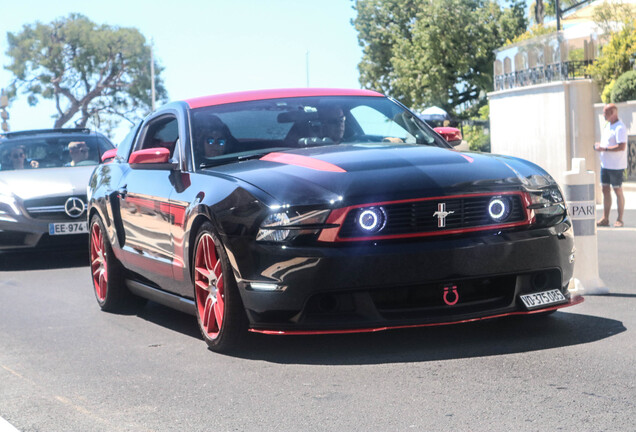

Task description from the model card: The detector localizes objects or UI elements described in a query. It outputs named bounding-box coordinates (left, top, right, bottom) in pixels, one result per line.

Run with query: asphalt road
left=0, top=212, right=634, bottom=432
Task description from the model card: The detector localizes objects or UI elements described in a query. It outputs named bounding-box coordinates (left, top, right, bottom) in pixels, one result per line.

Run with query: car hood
left=0, top=166, right=95, bottom=200
left=203, top=144, right=555, bottom=206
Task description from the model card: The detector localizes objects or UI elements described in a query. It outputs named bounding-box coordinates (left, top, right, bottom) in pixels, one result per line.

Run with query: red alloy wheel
left=90, top=221, right=108, bottom=302
left=194, top=233, right=225, bottom=340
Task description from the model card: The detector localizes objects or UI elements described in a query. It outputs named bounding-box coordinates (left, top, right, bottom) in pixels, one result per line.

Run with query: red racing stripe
left=260, top=152, right=346, bottom=173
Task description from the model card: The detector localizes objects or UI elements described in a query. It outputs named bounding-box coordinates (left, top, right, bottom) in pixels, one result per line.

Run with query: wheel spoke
left=91, top=222, right=109, bottom=302
left=195, top=265, right=212, bottom=282
left=213, top=297, right=224, bottom=330
left=205, top=237, right=216, bottom=272
left=194, top=232, right=228, bottom=340
left=205, top=296, right=217, bottom=333
left=213, top=259, right=222, bottom=278
left=98, top=272, right=106, bottom=299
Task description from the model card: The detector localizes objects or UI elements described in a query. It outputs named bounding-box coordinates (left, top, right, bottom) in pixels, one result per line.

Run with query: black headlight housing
left=526, top=185, right=567, bottom=227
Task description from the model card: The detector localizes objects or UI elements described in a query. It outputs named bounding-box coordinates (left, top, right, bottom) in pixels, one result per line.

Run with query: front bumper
left=228, top=222, right=580, bottom=333
left=0, top=213, right=87, bottom=251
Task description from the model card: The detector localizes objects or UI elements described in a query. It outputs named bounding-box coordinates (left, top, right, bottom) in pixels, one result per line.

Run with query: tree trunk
left=535, top=0, right=545, bottom=25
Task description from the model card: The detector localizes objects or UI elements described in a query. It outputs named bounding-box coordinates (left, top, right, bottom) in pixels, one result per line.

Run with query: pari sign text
left=567, top=200, right=595, bottom=220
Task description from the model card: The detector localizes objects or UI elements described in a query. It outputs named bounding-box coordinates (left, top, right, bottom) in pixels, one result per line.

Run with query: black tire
left=192, top=222, right=248, bottom=352
left=89, top=214, right=136, bottom=312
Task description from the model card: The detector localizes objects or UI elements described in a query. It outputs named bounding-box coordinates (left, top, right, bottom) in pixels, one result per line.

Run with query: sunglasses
left=11, top=152, right=25, bottom=158
left=71, top=148, right=89, bottom=153
left=207, top=138, right=226, bottom=146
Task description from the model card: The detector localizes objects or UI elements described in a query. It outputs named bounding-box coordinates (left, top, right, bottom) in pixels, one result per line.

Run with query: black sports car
left=87, top=88, right=582, bottom=352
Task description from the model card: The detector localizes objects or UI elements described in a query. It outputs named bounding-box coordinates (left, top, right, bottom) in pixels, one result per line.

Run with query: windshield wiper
left=199, top=150, right=283, bottom=169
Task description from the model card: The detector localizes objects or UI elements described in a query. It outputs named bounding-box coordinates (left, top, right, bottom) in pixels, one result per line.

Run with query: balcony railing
left=494, top=60, right=593, bottom=91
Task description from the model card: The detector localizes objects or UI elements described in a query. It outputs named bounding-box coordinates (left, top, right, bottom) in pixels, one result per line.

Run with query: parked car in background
left=87, top=88, right=582, bottom=353
left=0, top=128, right=114, bottom=250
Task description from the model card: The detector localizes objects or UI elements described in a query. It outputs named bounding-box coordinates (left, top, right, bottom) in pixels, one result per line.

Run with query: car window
left=192, top=96, right=441, bottom=168
left=350, top=105, right=417, bottom=143
left=0, top=135, right=113, bottom=170
left=136, top=116, right=179, bottom=160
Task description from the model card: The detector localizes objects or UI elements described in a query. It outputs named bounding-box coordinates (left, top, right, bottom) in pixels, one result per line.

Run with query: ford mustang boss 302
left=87, top=88, right=582, bottom=352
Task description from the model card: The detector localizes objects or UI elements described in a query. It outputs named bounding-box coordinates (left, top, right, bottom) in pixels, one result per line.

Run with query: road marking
left=0, top=416, right=20, bottom=432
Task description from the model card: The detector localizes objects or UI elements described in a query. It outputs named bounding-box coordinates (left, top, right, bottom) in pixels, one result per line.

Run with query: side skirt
left=126, top=279, right=196, bottom=315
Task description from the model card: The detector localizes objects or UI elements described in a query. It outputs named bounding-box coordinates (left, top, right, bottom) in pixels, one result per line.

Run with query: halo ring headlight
left=488, top=197, right=511, bottom=222
left=357, top=207, right=387, bottom=233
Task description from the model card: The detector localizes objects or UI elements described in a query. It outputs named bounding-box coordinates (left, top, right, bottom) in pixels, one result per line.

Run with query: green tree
left=592, top=0, right=635, bottom=39
left=587, top=21, right=636, bottom=95
left=4, top=14, right=167, bottom=132
left=610, top=70, right=636, bottom=102
left=463, top=104, right=491, bottom=152
left=353, top=0, right=527, bottom=115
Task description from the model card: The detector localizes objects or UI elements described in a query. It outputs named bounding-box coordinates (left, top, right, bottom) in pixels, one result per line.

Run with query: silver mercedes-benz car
left=0, top=128, right=114, bottom=251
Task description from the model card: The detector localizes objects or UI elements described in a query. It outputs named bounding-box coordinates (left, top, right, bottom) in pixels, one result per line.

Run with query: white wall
left=488, top=80, right=601, bottom=187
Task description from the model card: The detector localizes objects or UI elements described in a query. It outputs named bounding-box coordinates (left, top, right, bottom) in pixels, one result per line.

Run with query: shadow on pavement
left=0, top=249, right=88, bottom=271
left=231, top=312, right=625, bottom=365
left=135, top=301, right=625, bottom=365
left=136, top=301, right=201, bottom=340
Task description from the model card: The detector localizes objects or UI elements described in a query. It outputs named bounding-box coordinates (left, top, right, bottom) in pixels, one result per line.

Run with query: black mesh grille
left=339, top=194, right=526, bottom=238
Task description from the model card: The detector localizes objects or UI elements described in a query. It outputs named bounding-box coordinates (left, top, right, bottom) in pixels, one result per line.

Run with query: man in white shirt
left=594, top=103, right=628, bottom=227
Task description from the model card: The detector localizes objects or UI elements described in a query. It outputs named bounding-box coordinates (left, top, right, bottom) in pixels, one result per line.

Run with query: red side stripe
left=260, top=152, right=346, bottom=173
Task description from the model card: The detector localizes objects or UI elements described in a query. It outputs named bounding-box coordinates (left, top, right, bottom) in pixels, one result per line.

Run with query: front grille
left=24, top=195, right=87, bottom=221
left=370, top=275, right=516, bottom=319
left=338, top=193, right=527, bottom=239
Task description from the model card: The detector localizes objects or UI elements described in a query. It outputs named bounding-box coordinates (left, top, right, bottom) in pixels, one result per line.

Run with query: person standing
left=595, top=103, right=628, bottom=227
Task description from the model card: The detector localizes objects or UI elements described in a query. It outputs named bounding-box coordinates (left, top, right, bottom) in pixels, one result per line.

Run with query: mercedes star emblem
left=64, top=197, right=86, bottom=218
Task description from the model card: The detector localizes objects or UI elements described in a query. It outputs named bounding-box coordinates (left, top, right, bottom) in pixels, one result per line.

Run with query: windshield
left=191, top=96, right=442, bottom=168
left=0, top=135, right=112, bottom=171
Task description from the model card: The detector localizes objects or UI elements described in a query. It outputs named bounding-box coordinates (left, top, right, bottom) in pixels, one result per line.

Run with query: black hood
left=203, top=144, right=554, bottom=206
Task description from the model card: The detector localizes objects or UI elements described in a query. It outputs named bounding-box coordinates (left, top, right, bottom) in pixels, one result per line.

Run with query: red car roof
left=185, top=88, right=384, bottom=109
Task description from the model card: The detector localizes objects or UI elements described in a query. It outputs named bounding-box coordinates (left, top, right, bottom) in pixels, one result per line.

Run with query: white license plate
left=520, top=289, right=567, bottom=310
left=48, top=222, right=88, bottom=235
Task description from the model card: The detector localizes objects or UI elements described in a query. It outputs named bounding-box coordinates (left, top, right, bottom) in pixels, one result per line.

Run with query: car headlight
left=356, top=206, right=387, bottom=233
left=488, top=196, right=512, bottom=222
left=256, top=209, right=330, bottom=242
left=0, top=181, right=20, bottom=220
left=526, top=186, right=566, bottom=225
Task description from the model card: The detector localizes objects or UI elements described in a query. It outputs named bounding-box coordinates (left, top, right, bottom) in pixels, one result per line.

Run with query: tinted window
left=191, top=96, right=441, bottom=168
left=0, top=134, right=113, bottom=171
left=136, top=116, right=179, bottom=159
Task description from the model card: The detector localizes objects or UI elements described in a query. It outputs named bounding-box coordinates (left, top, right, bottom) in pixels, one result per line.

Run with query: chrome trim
left=26, top=205, right=66, bottom=213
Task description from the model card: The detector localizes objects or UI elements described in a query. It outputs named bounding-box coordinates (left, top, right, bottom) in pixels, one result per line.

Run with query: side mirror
left=129, top=147, right=171, bottom=164
left=101, top=148, right=118, bottom=163
left=434, top=127, right=463, bottom=147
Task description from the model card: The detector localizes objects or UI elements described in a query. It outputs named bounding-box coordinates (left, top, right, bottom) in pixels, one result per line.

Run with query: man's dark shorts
left=601, top=168, right=625, bottom=188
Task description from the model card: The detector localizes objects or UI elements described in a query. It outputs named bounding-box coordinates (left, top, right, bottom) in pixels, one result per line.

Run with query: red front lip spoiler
left=249, top=295, right=584, bottom=335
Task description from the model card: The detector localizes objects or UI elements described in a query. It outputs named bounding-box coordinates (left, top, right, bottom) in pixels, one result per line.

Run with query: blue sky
left=0, top=0, right=363, bottom=141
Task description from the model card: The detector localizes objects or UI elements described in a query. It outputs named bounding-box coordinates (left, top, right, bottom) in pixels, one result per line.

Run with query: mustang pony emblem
left=433, top=203, right=454, bottom=228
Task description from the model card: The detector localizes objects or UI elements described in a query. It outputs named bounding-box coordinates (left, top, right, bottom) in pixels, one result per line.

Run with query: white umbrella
left=418, top=106, right=449, bottom=121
